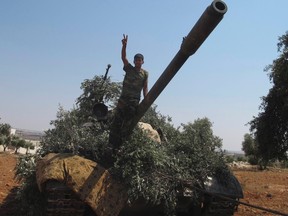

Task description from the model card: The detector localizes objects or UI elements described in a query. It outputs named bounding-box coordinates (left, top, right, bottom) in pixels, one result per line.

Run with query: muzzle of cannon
left=126, top=0, right=228, bottom=133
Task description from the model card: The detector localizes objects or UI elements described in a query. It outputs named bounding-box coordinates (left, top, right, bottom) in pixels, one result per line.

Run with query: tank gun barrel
left=129, top=0, right=228, bottom=132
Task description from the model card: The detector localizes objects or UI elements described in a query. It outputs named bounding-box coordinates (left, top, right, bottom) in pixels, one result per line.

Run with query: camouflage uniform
left=109, top=63, right=148, bottom=149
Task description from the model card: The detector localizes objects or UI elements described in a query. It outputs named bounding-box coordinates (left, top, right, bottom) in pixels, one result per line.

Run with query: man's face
left=134, top=58, right=144, bottom=68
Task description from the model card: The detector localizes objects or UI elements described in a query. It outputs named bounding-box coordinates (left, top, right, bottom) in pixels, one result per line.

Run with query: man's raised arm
left=121, top=34, right=129, bottom=66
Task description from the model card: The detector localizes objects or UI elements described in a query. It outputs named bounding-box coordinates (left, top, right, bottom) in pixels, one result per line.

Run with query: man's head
left=134, top=53, right=144, bottom=69
left=134, top=53, right=144, bottom=61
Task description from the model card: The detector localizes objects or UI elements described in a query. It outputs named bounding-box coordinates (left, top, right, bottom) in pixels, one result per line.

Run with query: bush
left=15, top=154, right=46, bottom=216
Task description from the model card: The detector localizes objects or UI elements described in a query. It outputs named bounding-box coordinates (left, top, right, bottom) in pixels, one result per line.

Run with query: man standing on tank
left=109, top=34, right=149, bottom=149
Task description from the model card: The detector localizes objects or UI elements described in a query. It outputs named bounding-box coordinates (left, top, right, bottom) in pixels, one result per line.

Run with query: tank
left=36, top=1, right=244, bottom=215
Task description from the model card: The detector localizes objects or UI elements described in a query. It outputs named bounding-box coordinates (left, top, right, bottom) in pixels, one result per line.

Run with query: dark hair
left=134, top=53, right=144, bottom=60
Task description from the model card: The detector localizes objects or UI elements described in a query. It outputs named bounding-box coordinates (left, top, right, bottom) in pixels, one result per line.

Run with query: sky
left=0, top=0, right=287, bottom=151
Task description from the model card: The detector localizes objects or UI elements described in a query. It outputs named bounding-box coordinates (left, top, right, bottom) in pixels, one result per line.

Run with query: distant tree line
left=0, top=119, right=35, bottom=154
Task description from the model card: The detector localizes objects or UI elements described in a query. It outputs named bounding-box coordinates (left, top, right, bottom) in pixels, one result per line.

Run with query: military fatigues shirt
left=120, top=63, right=148, bottom=102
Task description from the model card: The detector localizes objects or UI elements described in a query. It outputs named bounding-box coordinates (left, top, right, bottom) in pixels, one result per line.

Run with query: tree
left=171, top=118, right=228, bottom=184
left=0, top=136, right=5, bottom=150
left=11, top=136, right=26, bottom=154
left=249, top=32, right=288, bottom=163
left=0, top=122, right=12, bottom=152
left=24, top=141, right=35, bottom=154
left=242, top=133, right=258, bottom=165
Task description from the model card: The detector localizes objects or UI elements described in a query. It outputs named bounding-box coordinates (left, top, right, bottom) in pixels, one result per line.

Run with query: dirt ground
left=0, top=152, right=288, bottom=216
left=233, top=168, right=288, bottom=216
left=0, top=152, right=20, bottom=215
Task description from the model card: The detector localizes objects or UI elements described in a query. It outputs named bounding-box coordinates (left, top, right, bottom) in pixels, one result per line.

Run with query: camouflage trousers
left=109, top=97, right=139, bottom=149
